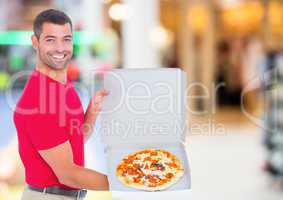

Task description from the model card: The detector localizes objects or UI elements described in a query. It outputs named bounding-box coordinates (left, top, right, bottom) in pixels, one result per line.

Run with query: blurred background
left=0, top=0, right=283, bottom=199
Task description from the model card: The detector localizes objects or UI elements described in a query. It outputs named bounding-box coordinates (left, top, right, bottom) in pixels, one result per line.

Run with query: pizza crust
left=117, top=168, right=184, bottom=191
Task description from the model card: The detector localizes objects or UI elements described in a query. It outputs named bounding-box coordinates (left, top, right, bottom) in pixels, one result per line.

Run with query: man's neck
left=36, top=64, right=67, bottom=84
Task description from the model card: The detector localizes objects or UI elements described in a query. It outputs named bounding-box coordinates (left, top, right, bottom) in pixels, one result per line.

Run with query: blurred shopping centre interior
left=1, top=0, right=283, bottom=111
left=1, top=0, right=283, bottom=199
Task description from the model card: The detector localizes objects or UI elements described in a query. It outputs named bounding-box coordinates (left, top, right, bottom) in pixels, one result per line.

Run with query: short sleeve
left=25, top=113, right=70, bottom=150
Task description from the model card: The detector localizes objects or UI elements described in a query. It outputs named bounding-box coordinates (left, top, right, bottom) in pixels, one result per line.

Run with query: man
left=13, top=9, right=109, bottom=200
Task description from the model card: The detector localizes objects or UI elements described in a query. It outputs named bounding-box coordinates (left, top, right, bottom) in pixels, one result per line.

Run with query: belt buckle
left=76, top=190, right=81, bottom=200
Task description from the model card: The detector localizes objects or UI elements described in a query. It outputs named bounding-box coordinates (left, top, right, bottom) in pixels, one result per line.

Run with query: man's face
left=33, top=22, right=73, bottom=70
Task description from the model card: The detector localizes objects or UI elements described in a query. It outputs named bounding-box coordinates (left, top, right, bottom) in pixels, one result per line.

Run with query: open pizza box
left=99, top=68, right=191, bottom=191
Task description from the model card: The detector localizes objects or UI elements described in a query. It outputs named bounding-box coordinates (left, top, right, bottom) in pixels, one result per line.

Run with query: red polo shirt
left=13, top=69, right=85, bottom=189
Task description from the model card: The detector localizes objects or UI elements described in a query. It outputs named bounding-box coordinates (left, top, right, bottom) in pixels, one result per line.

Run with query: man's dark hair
left=33, top=9, right=73, bottom=39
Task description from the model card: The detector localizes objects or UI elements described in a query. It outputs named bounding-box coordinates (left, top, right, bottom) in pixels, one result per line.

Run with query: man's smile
left=49, top=53, right=68, bottom=62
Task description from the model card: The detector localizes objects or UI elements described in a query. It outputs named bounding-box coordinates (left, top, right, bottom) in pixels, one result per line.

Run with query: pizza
left=116, top=149, right=184, bottom=191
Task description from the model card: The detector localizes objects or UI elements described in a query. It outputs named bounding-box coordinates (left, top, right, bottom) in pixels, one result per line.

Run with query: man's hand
left=83, top=89, right=109, bottom=142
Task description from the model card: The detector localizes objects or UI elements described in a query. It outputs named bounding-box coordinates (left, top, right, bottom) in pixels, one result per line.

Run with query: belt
left=28, top=185, right=87, bottom=199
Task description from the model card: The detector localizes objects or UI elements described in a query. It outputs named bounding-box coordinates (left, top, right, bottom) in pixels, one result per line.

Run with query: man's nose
left=54, top=41, right=65, bottom=52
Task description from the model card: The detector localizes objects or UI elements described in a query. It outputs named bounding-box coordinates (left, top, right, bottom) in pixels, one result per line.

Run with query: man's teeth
left=52, top=55, right=64, bottom=59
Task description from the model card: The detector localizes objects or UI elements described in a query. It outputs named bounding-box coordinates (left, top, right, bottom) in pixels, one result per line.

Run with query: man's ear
left=31, top=35, right=38, bottom=50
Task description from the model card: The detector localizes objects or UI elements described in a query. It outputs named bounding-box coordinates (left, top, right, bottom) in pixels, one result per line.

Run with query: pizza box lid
left=99, top=68, right=187, bottom=146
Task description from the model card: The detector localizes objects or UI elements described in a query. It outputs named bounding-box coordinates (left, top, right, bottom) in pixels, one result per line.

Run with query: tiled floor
left=185, top=126, right=282, bottom=200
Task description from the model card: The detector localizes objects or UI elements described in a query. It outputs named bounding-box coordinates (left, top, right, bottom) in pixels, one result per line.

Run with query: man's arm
left=39, top=141, right=109, bottom=190
left=83, top=90, right=109, bottom=143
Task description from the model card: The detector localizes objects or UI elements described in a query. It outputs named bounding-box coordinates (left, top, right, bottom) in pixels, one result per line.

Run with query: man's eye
left=64, top=38, right=72, bottom=42
left=46, top=39, right=54, bottom=42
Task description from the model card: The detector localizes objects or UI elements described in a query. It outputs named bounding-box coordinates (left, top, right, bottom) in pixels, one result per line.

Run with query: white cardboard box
left=100, top=68, right=190, bottom=191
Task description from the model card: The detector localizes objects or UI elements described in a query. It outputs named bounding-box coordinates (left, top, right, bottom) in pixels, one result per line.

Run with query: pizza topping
left=158, top=179, right=167, bottom=185
left=151, top=163, right=165, bottom=171
left=127, top=167, right=139, bottom=175
left=133, top=177, right=141, bottom=183
left=147, top=175, right=161, bottom=184
left=136, top=168, right=145, bottom=176
left=164, top=151, right=171, bottom=158
left=133, top=163, right=141, bottom=169
left=148, top=177, right=157, bottom=184
left=136, top=153, right=150, bottom=160
left=144, top=157, right=151, bottom=162
left=140, top=168, right=152, bottom=175
left=151, top=159, right=158, bottom=164
left=166, top=173, right=174, bottom=179
left=166, top=162, right=178, bottom=168
left=123, top=158, right=133, bottom=164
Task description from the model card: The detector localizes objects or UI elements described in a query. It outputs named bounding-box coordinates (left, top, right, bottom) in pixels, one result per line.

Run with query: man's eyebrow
left=64, top=35, right=73, bottom=38
left=43, top=35, right=56, bottom=39
left=43, top=35, right=73, bottom=39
